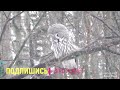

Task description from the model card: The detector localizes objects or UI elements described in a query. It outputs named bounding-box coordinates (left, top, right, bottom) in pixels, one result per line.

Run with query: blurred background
left=0, top=11, right=120, bottom=79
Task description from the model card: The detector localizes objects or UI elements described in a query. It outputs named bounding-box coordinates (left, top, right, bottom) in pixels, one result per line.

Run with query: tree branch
left=0, top=11, right=24, bottom=44
left=87, top=12, right=120, bottom=37
left=2, top=11, right=46, bottom=78
left=2, top=11, right=8, bottom=19
left=9, top=39, right=120, bottom=79
left=64, top=12, right=83, bottom=35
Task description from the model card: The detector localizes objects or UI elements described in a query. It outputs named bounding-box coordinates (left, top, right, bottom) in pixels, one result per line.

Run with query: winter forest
left=0, top=11, right=120, bottom=79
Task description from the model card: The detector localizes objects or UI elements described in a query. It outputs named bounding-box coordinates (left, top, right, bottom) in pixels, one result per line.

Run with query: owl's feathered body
left=51, top=39, right=79, bottom=58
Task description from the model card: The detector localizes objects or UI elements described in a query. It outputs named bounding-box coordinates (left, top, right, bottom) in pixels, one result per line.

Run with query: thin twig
left=105, top=48, right=120, bottom=55
left=1, top=59, right=30, bottom=61
left=64, top=11, right=83, bottom=35
left=7, top=11, right=11, bottom=18
left=87, top=12, right=120, bottom=37
left=112, top=11, right=120, bottom=33
left=2, top=11, right=8, bottom=19
left=9, top=11, right=24, bottom=21
left=0, top=11, right=24, bottom=44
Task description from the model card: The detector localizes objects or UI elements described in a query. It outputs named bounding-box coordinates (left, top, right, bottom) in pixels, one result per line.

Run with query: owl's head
left=48, top=24, right=75, bottom=44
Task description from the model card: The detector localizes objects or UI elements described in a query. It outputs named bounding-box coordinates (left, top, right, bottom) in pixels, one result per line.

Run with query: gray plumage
left=48, top=24, right=80, bottom=59
left=48, top=24, right=80, bottom=69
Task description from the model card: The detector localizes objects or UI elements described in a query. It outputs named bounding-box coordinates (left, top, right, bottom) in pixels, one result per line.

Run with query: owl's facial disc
left=50, top=33, right=62, bottom=43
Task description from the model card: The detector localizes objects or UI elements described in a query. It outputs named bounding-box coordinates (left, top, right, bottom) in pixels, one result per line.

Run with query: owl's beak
left=57, top=39, right=60, bottom=43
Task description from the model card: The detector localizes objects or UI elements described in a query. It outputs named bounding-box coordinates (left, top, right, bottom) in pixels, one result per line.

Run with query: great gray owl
left=48, top=24, right=80, bottom=69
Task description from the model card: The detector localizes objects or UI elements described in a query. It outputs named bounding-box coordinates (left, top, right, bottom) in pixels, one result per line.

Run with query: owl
left=48, top=24, right=80, bottom=69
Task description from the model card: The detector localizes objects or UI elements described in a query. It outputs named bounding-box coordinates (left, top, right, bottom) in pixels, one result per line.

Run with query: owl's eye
left=55, top=34, right=59, bottom=37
